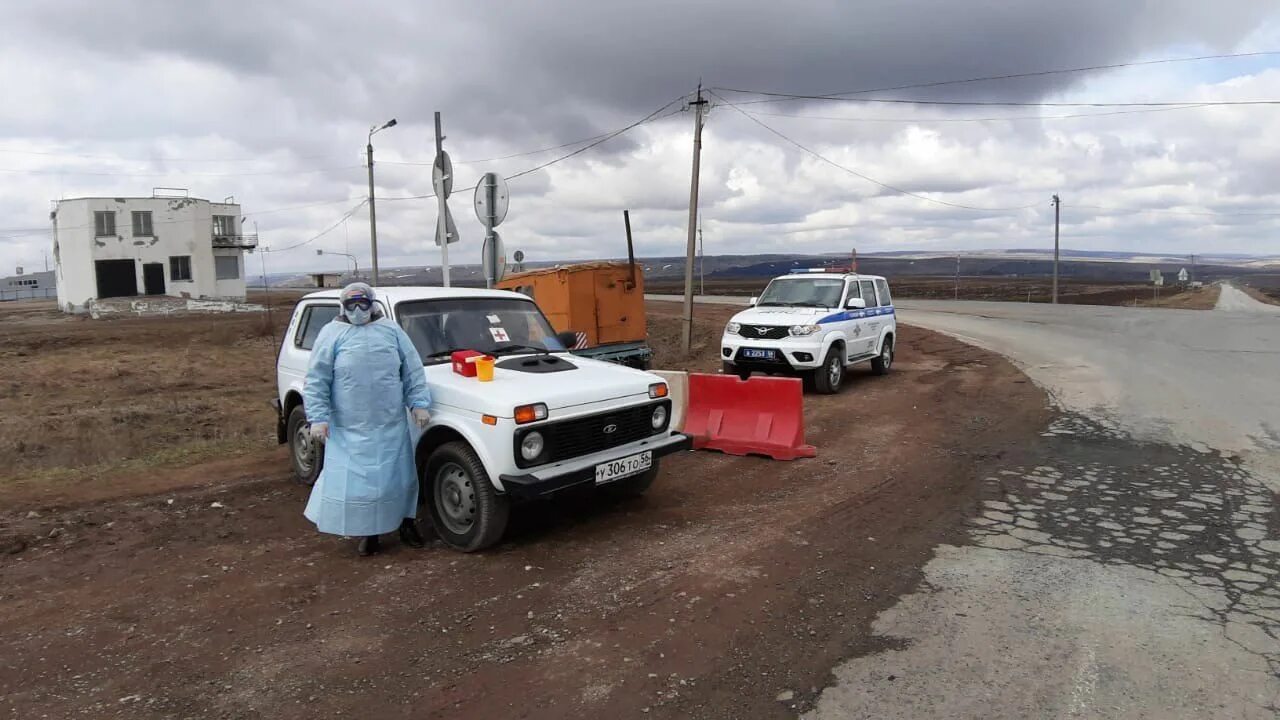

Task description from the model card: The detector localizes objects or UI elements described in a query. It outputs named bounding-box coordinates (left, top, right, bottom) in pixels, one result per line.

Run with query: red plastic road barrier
left=684, top=373, right=816, bottom=461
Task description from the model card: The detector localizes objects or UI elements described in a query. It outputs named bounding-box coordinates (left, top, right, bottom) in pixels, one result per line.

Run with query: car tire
left=812, top=346, right=844, bottom=394
left=871, top=337, right=894, bottom=375
left=723, top=361, right=751, bottom=381
left=602, top=462, right=660, bottom=499
left=286, top=404, right=322, bottom=486
left=423, top=441, right=510, bottom=552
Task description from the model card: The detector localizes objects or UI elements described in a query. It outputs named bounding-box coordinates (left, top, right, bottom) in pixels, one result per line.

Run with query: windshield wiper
left=422, top=348, right=462, bottom=361
left=491, top=342, right=552, bottom=356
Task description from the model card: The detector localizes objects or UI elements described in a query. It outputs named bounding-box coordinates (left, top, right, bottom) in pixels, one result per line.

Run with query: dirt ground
left=0, top=299, right=1049, bottom=719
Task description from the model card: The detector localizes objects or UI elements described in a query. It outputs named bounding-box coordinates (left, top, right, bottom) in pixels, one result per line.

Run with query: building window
left=214, top=256, right=240, bottom=280
left=132, top=211, right=153, bottom=237
left=212, top=215, right=236, bottom=238
left=170, top=256, right=193, bottom=282
left=94, top=211, right=116, bottom=237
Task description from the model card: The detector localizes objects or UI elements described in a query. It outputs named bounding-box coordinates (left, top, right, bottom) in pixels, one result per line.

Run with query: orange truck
left=496, top=260, right=651, bottom=369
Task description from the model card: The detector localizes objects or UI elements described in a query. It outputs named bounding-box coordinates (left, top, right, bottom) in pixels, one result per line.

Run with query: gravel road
left=804, top=291, right=1280, bottom=719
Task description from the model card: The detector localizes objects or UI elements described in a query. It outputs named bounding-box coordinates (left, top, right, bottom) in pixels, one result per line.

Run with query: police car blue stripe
left=816, top=305, right=895, bottom=324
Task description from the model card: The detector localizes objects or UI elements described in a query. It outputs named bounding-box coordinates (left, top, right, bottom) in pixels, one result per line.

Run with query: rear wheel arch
left=283, top=390, right=304, bottom=417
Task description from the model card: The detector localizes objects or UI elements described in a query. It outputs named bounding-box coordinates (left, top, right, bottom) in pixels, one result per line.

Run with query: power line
left=379, top=97, right=690, bottom=201
left=1067, top=203, right=1280, bottom=218
left=715, top=50, right=1280, bottom=105
left=714, top=92, right=1280, bottom=109
left=0, top=147, right=338, bottom=164
left=707, top=90, right=1040, bottom=212
left=262, top=199, right=370, bottom=253
left=751, top=103, right=1217, bottom=124
left=0, top=164, right=364, bottom=178
left=0, top=196, right=362, bottom=242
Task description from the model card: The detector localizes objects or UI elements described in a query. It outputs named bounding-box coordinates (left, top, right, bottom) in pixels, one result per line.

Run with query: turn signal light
left=514, top=403, right=548, bottom=424
left=482, top=414, right=497, bottom=426
left=649, top=383, right=668, bottom=399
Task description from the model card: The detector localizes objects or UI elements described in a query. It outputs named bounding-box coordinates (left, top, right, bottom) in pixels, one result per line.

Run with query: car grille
left=739, top=325, right=790, bottom=340
left=515, top=400, right=670, bottom=468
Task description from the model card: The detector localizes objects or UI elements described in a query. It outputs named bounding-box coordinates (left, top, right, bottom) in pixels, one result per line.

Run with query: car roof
left=300, top=285, right=531, bottom=303
left=770, top=272, right=887, bottom=282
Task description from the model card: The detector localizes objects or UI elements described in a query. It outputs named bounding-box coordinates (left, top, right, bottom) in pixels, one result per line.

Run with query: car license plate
left=742, top=348, right=775, bottom=360
left=595, top=451, right=652, bottom=484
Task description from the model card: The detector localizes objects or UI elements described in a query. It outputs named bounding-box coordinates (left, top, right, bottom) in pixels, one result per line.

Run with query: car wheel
left=423, top=441, right=510, bottom=552
left=286, top=404, right=322, bottom=486
left=812, top=346, right=844, bottom=394
left=723, top=361, right=751, bottom=381
left=871, top=337, right=894, bottom=375
left=602, top=462, right=660, bottom=499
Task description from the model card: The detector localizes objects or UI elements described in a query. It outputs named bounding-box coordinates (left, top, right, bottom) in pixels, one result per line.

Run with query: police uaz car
left=720, top=268, right=896, bottom=393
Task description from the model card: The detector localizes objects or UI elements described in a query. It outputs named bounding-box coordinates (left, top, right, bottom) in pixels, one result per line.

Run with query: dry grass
left=0, top=301, right=288, bottom=487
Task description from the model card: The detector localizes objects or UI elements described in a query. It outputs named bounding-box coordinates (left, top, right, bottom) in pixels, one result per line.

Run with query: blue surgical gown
left=302, top=318, right=432, bottom=537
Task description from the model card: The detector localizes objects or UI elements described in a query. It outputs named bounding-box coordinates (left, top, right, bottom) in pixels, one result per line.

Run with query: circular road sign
left=431, top=151, right=453, bottom=199
left=473, top=172, right=510, bottom=229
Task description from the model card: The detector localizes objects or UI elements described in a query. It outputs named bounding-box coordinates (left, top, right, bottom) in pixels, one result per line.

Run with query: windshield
left=756, top=277, right=845, bottom=308
left=395, top=298, right=566, bottom=363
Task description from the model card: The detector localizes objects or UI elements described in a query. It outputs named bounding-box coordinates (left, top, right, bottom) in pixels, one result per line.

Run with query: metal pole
left=681, top=85, right=708, bottom=353
left=624, top=210, right=637, bottom=288
left=954, top=253, right=960, bottom=300
left=1051, top=194, right=1060, bottom=304
left=483, top=174, right=496, bottom=289
left=435, top=112, right=450, bottom=288
left=367, top=139, right=379, bottom=287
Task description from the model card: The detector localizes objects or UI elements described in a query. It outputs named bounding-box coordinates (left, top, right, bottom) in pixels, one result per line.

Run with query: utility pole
left=1051, top=194, right=1061, bottom=304
left=1190, top=253, right=1197, bottom=284
left=681, top=84, right=708, bottom=353
left=954, top=253, right=960, bottom=300
left=366, top=118, right=397, bottom=287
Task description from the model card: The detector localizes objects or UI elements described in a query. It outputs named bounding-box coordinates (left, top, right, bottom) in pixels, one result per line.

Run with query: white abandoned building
left=52, top=190, right=257, bottom=314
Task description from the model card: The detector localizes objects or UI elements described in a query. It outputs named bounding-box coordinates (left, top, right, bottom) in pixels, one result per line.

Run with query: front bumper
left=721, top=335, right=824, bottom=370
left=498, top=431, right=692, bottom=500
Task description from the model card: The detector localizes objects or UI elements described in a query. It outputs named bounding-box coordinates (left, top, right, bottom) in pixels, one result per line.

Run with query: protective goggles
left=342, top=297, right=373, bottom=311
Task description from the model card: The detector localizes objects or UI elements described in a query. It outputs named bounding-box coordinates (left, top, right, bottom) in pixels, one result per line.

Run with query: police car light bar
left=787, top=266, right=852, bottom=274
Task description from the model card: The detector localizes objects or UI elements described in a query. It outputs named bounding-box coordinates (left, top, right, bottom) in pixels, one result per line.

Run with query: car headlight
left=520, top=431, right=545, bottom=461
left=651, top=405, right=668, bottom=430
left=725, top=322, right=741, bottom=335
left=789, top=324, right=822, bottom=336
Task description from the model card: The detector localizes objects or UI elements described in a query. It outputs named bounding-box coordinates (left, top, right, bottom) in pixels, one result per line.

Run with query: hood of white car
left=424, top=354, right=657, bottom=417
left=730, top=306, right=833, bottom=326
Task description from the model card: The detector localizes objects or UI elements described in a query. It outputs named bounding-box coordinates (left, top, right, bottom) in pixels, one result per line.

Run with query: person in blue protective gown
left=302, top=282, right=433, bottom=556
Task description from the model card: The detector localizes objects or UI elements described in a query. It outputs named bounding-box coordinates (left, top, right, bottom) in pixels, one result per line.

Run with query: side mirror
left=845, top=297, right=867, bottom=310
left=748, top=296, right=759, bottom=306
left=555, top=330, right=579, bottom=350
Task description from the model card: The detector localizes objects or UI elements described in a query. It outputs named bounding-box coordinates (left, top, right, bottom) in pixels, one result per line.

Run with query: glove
left=411, top=408, right=431, bottom=429
left=309, top=422, right=329, bottom=441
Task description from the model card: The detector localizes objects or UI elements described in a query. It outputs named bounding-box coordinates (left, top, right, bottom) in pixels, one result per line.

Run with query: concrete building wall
left=53, top=196, right=249, bottom=313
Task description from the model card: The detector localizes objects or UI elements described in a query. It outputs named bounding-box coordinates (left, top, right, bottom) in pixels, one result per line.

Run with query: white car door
left=278, top=301, right=341, bottom=399
left=856, top=280, right=881, bottom=356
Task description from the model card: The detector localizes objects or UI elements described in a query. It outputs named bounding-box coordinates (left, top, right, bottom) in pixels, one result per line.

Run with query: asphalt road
left=654, top=287, right=1280, bottom=717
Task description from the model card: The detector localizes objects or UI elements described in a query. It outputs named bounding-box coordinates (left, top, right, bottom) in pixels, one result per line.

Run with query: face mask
left=347, top=307, right=372, bottom=325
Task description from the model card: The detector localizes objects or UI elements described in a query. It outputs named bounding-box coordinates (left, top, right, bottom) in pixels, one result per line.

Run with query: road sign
left=482, top=230, right=506, bottom=284
left=435, top=204, right=459, bottom=246
left=432, top=151, right=454, bottom=199
left=1178, top=268, right=1189, bottom=282
left=473, top=172, right=510, bottom=229
left=513, top=250, right=524, bottom=263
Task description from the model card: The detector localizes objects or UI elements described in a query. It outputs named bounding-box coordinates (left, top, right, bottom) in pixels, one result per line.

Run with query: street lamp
left=367, top=117, right=397, bottom=287
left=316, top=245, right=360, bottom=280
left=316, top=248, right=359, bottom=280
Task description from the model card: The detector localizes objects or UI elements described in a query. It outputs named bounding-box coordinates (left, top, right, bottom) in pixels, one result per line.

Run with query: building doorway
left=94, top=259, right=138, bottom=299
left=142, top=262, right=166, bottom=295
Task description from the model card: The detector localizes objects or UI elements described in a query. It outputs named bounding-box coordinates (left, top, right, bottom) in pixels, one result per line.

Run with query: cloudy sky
left=3, top=1, right=1280, bottom=275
